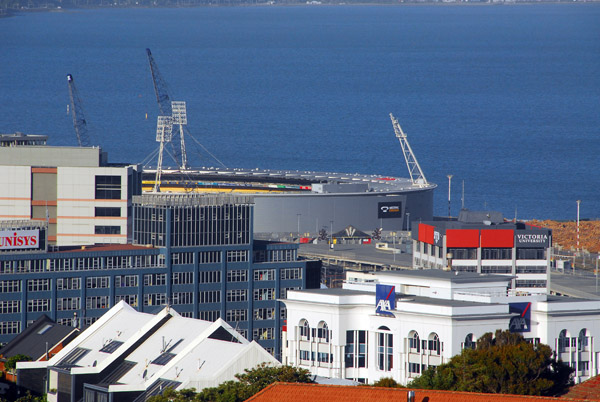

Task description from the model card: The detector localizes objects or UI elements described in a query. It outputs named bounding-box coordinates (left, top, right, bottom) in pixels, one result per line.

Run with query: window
left=115, top=294, right=138, bottom=307
left=447, top=248, right=477, bottom=260
left=481, top=266, right=512, bottom=274
left=253, top=288, right=275, bottom=301
left=253, top=327, right=274, bottom=340
left=87, top=276, right=109, bottom=289
left=95, top=175, right=121, bottom=199
left=199, top=310, right=221, bottom=321
left=86, top=296, right=109, bottom=310
left=115, top=275, right=138, bottom=288
left=345, top=330, right=367, bottom=368
left=172, top=292, right=194, bottom=305
left=199, top=251, right=221, bottom=264
left=199, top=290, right=220, bottom=304
left=517, top=248, right=546, bottom=260
left=171, top=252, right=194, bottom=265
left=280, top=268, right=302, bottom=280
left=377, top=327, right=393, bottom=371
left=28, top=278, right=51, bottom=292
left=172, top=272, right=194, bottom=285
left=144, top=273, right=166, bottom=286
left=0, top=280, right=21, bottom=293
left=226, top=309, right=247, bottom=322
left=578, top=329, right=589, bottom=352
left=0, top=321, right=20, bottom=335
left=299, top=319, right=310, bottom=340
left=57, top=297, right=80, bottom=311
left=144, top=293, right=167, bottom=306
left=280, top=286, right=299, bottom=298
left=317, top=352, right=333, bottom=363
left=226, top=289, right=247, bottom=302
left=409, top=331, right=420, bottom=352
left=254, top=308, right=275, bottom=321
left=516, top=280, right=546, bottom=288
left=464, top=333, right=476, bottom=350
left=516, top=266, right=546, bottom=274
left=95, top=226, right=121, bottom=235
left=558, top=329, right=570, bottom=353
left=57, top=277, right=81, bottom=290
left=254, top=269, right=275, bottom=281
left=427, top=333, right=441, bottom=355
left=317, top=321, right=329, bottom=342
left=94, top=207, right=121, bottom=217
left=27, top=299, right=51, bottom=312
left=0, top=300, right=20, bottom=314
left=227, top=270, right=247, bottom=282
left=227, top=250, right=248, bottom=262
left=408, top=363, right=422, bottom=374
left=482, top=248, right=512, bottom=260
left=199, top=270, right=221, bottom=283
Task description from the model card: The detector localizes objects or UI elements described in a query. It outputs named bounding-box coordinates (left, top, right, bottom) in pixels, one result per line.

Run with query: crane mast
left=390, top=113, right=428, bottom=186
left=66, top=74, right=91, bottom=147
left=146, top=48, right=188, bottom=170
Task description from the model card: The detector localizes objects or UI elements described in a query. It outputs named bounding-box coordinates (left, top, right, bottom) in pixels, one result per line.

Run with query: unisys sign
left=0, top=229, right=40, bottom=250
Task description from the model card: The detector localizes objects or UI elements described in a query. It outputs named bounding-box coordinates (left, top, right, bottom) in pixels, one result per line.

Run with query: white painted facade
left=282, top=270, right=600, bottom=385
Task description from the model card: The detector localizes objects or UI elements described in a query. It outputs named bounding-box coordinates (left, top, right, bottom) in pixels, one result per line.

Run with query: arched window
left=299, top=319, right=310, bottom=339
left=409, top=331, right=420, bottom=352
left=428, top=333, right=440, bottom=355
left=558, top=329, right=570, bottom=353
left=317, top=321, right=329, bottom=342
left=464, top=333, right=475, bottom=350
left=377, top=326, right=393, bottom=371
left=578, top=328, right=589, bottom=351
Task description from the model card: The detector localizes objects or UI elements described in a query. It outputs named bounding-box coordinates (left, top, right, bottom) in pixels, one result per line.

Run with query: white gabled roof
left=20, top=302, right=279, bottom=395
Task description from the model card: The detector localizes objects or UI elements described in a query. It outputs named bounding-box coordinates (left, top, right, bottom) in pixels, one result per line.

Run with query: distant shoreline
left=2, top=0, right=599, bottom=18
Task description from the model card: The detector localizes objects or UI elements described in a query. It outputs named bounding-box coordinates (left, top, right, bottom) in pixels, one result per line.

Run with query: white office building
left=282, top=270, right=600, bottom=386
left=0, top=142, right=141, bottom=246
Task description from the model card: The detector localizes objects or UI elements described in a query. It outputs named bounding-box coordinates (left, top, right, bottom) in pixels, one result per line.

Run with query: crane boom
left=146, top=48, right=172, bottom=117
left=390, top=113, right=428, bottom=186
left=146, top=49, right=189, bottom=170
left=66, top=74, right=90, bottom=147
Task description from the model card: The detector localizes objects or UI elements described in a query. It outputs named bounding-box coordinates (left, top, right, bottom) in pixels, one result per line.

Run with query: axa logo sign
left=376, top=284, right=396, bottom=317
left=509, top=302, right=532, bottom=333
left=0, top=229, right=40, bottom=250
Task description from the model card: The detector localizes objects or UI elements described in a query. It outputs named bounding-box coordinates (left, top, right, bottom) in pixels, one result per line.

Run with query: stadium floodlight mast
left=154, top=115, right=173, bottom=193
left=171, top=101, right=188, bottom=170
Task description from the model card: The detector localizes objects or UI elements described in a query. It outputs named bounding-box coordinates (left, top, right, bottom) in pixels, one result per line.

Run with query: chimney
left=407, top=390, right=415, bottom=402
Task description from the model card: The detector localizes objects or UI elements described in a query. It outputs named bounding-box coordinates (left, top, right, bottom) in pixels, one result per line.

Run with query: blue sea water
left=1, top=4, right=599, bottom=220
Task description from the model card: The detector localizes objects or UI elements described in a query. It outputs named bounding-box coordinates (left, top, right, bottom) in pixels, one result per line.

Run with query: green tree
left=147, top=364, right=313, bottom=402
left=372, top=377, right=404, bottom=388
left=409, top=329, right=573, bottom=396
left=5, top=354, right=32, bottom=371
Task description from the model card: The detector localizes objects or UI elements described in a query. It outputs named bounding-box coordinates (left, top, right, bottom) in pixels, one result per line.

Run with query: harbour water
left=1, top=4, right=599, bottom=220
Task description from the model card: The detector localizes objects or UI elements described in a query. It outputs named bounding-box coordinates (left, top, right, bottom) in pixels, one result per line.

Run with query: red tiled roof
left=245, top=383, right=596, bottom=402
left=561, top=376, right=600, bottom=401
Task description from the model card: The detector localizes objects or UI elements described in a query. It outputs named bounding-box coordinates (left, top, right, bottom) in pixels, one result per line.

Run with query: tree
left=372, top=377, right=404, bottom=388
left=147, top=364, right=313, bottom=402
left=5, top=354, right=32, bottom=372
left=409, top=329, right=573, bottom=396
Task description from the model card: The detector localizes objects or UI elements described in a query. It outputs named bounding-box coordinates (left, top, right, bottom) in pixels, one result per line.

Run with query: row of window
left=253, top=249, right=297, bottom=263
left=0, top=255, right=165, bottom=274
left=5, top=270, right=298, bottom=293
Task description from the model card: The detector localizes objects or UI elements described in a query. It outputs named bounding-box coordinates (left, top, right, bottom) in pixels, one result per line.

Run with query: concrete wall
left=253, top=188, right=434, bottom=235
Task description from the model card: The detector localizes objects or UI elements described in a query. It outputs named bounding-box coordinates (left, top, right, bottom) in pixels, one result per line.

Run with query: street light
left=447, top=174, right=453, bottom=218
left=576, top=200, right=581, bottom=252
